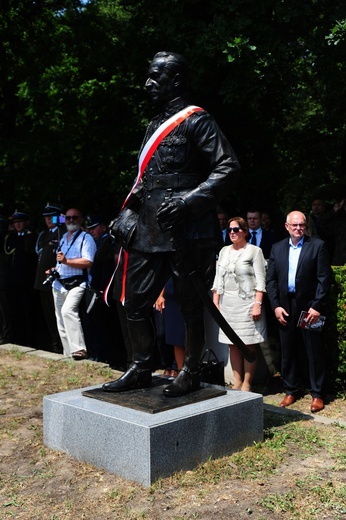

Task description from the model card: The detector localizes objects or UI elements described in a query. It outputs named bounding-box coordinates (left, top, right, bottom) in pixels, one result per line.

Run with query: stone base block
left=43, top=384, right=263, bottom=487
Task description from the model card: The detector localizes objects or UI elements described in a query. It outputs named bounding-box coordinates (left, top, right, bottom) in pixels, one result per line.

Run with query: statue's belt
left=143, top=173, right=203, bottom=190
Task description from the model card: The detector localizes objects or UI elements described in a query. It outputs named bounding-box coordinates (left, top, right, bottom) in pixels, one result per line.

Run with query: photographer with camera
left=34, top=203, right=64, bottom=353
left=50, top=208, right=96, bottom=359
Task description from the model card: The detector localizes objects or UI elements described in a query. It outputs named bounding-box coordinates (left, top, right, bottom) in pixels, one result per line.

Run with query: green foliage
left=326, top=19, right=346, bottom=46
left=0, top=0, right=346, bottom=220
left=325, top=267, right=346, bottom=392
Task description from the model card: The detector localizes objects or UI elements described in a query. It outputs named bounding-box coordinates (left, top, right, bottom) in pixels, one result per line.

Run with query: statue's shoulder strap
left=103, top=105, right=204, bottom=307
left=122, top=105, right=203, bottom=210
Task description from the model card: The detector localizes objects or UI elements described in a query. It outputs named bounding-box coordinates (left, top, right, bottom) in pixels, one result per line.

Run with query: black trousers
left=124, top=245, right=216, bottom=325
left=278, top=297, right=326, bottom=398
left=0, top=288, right=13, bottom=341
left=123, top=244, right=216, bottom=370
left=39, top=290, right=61, bottom=349
left=6, top=286, right=35, bottom=346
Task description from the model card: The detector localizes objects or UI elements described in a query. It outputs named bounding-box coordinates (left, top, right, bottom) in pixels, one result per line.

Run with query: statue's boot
left=102, top=364, right=152, bottom=392
left=163, top=319, right=204, bottom=397
left=103, top=319, right=153, bottom=392
left=163, top=366, right=200, bottom=397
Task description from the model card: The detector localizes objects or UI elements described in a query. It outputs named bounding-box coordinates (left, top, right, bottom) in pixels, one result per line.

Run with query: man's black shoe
left=163, top=367, right=200, bottom=397
left=102, top=364, right=152, bottom=392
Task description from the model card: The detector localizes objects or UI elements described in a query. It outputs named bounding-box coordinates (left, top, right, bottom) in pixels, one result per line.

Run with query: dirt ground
left=0, top=348, right=345, bottom=519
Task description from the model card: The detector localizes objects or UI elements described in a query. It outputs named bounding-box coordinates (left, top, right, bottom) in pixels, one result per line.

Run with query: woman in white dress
left=212, top=216, right=267, bottom=391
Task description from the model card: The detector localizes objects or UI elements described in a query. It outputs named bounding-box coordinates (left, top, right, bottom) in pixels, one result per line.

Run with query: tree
left=1, top=0, right=345, bottom=224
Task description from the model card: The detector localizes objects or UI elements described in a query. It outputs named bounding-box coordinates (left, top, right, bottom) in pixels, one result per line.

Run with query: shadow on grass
left=263, top=406, right=313, bottom=434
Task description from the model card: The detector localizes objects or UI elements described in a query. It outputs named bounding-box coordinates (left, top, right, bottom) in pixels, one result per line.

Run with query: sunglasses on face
left=65, top=215, right=79, bottom=221
left=228, top=227, right=241, bottom=233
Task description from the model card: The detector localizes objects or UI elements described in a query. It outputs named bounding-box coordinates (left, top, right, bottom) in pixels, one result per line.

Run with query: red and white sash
left=104, top=105, right=203, bottom=305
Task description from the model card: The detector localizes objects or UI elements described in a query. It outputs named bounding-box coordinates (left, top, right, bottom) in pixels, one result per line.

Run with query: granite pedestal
left=43, top=381, right=263, bottom=487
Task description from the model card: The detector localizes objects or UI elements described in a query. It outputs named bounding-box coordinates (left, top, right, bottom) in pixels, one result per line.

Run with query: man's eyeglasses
left=228, top=227, right=241, bottom=233
left=287, top=223, right=306, bottom=228
left=65, top=215, right=79, bottom=221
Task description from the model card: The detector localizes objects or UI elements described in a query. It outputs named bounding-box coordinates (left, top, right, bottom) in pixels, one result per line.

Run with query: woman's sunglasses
left=228, top=227, right=242, bottom=233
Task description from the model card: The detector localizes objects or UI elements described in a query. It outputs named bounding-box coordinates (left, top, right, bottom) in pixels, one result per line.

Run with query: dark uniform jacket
left=258, top=229, right=278, bottom=260
left=90, top=235, right=116, bottom=292
left=123, top=97, right=240, bottom=253
left=4, top=230, right=37, bottom=288
left=266, top=235, right=332, bottom=315
left=34, top=227, right=61, bottom=291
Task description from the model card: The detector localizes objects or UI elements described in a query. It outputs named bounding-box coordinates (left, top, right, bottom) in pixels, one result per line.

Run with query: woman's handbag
left=199, top=348, right=225, bottom=386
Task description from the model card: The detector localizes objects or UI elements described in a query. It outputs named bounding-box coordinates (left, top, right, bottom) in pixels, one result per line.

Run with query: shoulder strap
left=79, top=231, right=88, bottom=280
left=71, top=228, right=84, bottom=247
left=103, top=105, right=203, bottom=306
left=59, top=228, right=83, bottom=252
left=121, top=105, right=203, bottom=210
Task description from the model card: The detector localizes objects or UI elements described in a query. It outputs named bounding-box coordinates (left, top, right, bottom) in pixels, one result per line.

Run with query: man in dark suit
left=266, top=211, right=332, bottom=413
left=247, top=209, right=277, bottom=259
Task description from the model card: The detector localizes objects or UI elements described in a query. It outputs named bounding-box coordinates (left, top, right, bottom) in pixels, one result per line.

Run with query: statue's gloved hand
left=156, top=198, right=188, bottom=232
left=109, top=208, right=138, bottom=250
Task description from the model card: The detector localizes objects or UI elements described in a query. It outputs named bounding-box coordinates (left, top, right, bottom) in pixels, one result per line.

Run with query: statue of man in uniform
left=103, top=51, right=240, bottom=397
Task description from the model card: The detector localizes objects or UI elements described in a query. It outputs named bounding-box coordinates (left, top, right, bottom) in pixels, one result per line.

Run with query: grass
left=259, top=477, right=346, bottom=518
left=0, top=349, right=345, bottom=519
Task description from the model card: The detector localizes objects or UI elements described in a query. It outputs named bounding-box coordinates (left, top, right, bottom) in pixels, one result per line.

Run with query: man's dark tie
left=250, top=231, right=257, bottom=245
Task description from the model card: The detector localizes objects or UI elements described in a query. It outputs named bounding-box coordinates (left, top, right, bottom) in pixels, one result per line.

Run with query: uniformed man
left=81, top=215, right=128, bottom=367
left=34, top=203, right=64, bottom=352
left=103, top=51, right=240, bottom=397
left=4, top=210, right=37, bottom=346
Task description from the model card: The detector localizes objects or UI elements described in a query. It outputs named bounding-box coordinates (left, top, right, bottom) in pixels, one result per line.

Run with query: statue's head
left=145, top=51, right=189, bottom=105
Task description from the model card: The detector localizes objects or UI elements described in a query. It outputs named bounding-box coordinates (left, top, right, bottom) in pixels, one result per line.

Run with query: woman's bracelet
left=255, top=300, right=262, bottom=306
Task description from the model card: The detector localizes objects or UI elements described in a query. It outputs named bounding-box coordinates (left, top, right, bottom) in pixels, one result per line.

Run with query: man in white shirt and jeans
left=52, top=208, right=96, bottom=359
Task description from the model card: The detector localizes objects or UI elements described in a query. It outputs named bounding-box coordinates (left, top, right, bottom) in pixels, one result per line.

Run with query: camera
left=43, top=268, right=60, bottom=285
left=52, top=215, right=66, bottom=225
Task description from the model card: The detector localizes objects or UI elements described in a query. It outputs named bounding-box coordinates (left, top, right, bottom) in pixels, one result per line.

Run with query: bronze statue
left=103, top=51, right=240, bottom=397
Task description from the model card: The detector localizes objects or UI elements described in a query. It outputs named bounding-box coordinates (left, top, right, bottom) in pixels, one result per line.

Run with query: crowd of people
left=1, top=49, right=342, bottom=414
left=0, top=204, right=130, bottom=370
left=161, top=197, right=335, bottom=412
left=0, top=195, right=342, bottom=411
